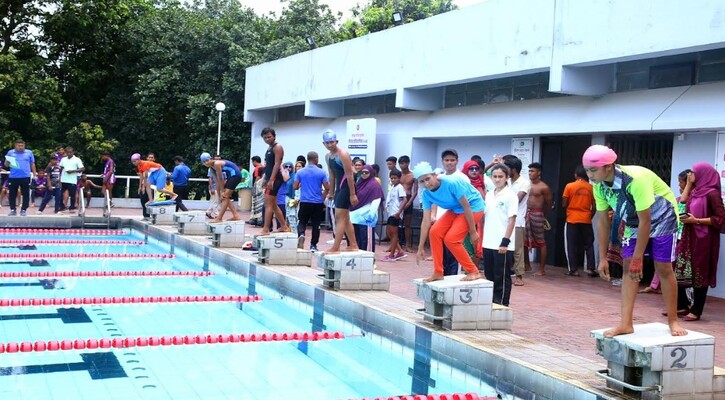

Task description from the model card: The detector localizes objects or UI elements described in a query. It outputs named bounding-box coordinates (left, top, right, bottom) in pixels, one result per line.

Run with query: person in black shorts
left=323, top=129, right=359, bottom=252
left=260, top=127, right=289, bottom=234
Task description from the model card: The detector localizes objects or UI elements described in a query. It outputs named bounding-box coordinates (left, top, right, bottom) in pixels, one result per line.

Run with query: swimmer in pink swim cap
left=583, top=145, right=686, bottom=338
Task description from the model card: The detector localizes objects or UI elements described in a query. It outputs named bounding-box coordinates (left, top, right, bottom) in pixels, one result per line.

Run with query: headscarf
left=688, top=162, right=720, bottom=219
left=462, top=160, right=484, bottom=191
left=351, top=165, right=384, bottom=211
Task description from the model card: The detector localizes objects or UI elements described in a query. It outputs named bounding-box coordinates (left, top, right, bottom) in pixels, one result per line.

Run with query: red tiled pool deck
left=71, top=207, right=725, bottom=368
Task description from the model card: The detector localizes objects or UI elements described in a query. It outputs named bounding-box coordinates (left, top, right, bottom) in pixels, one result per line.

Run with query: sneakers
left=35, top=211, right=43, bottom=215
left=393, top=252, right=407, bottom=260
left=380, top=255, right=396, bottom=262
left=310, top=245, right=318, bottom=253
left=611, top=278, right=622, bottom=287
left=7, top=210, right=16, bottom=216
left=297, top=236, right=305, bottom=249
left=20, top=210, right=26, bottom=217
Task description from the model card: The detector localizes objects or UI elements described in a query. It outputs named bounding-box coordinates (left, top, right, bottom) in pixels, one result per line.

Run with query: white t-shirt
left=483, top=186, right=518, bottom=251
left=386, top=184, right=406, bottom=217
left=509, top=175, right=530, bottom=228
left=59, top=156, right=84, bottom=184
left=483, top=174, right=495, bottom=193
left=434, top=170, right=471, bottom=220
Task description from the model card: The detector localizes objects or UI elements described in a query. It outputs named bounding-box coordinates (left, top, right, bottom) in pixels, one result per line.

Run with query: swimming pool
left=0, top=227, right=503, bottom=399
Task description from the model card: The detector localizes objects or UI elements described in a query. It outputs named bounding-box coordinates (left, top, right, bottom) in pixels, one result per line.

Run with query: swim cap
left=322, top=129, right=337, bottom=142
left=582, top=145, right=617, bottom=167
left=200, top=152, right=212, bottom=163
left=130, top=153, right=141, bottom=161
left=282, top=161, right=294, bottom=168
left=413, top=161, right=435, bottom=179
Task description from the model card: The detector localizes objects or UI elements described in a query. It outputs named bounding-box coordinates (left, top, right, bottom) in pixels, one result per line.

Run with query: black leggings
left=481, top=248, right=513, bottom=306
left=678, top=285, right=709, bottom=316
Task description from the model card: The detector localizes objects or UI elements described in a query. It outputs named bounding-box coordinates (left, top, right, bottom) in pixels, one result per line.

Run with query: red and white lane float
left=0, top=270, right=212, bottom=278
left=0, top=253, right=174, bottom=259
left=0, top=294, right=261, bottom=307
left=345, top=394, right=491, bottom=400
left=0, top=228, right=124, bottom=235
left=0, top=239, right=144, bottom=245
left=0, top=331, right=345, bottom=353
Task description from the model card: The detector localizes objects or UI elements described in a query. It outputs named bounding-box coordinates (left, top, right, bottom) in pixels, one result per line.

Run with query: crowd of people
left=7, top=132, right=723, bottom=335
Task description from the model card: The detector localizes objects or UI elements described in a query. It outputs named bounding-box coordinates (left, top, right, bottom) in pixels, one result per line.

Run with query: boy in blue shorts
left=583, top=145, right=686, bottom=337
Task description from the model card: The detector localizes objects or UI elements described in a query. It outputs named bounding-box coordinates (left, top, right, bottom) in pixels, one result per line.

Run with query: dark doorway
left=539, top=136, right=593, bottom=268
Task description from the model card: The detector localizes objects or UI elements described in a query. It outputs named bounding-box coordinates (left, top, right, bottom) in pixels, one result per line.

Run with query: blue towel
left=148, top=200, right=176, bottom=206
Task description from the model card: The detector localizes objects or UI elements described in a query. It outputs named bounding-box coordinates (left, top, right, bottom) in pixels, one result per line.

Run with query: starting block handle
left=594, top=369, right=661, bottom=393
left=317, top=274, right=339, bottom=283
left=414, top=308, right=450, bottom=321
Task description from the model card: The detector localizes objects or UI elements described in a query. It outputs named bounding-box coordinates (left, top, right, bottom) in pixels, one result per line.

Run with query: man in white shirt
left=59, top=146, right=84, bottom=212
left=503, top=155, right=530, bottom=286
left=482, top=163, right=518, bottom=306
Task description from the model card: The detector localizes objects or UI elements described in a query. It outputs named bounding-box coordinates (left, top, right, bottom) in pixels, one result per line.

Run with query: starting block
left=174, top=211, right=208, bottom=235
left=206, top=220, right=245, bottom=247
left=592, top=323, right=724, bottom=399
left=317, top=251, right=389, bottom=291
left=147, top=201, right=176, bottom=225
left=413, top=276, right=511, bottom=330
left=255, top=233, right=311, bottom=266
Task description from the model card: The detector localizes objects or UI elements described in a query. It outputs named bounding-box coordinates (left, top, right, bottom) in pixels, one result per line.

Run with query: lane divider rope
left=0, top=239, right=144, bottom=245
left=0, top=270, right=212, bottom=278
left=345, top=394, right=489, bottom=400
left=0, top=331, right=345, bottom=353
left=0, top=253, right=174, bottom=259
left=0, top=229, right=124, bottom=235
left=0, top=294, right=261, bottom=307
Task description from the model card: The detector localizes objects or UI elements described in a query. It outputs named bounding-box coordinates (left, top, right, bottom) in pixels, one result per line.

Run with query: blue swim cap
left=322, top=130, right=337, bottom=142
left=200, top=152, right=212, bottom=163
left=413, top=162, right=435, bottom=179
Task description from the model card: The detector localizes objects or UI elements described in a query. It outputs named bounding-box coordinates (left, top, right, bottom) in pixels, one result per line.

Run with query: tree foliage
left=345, top=0, right=456, bottom=37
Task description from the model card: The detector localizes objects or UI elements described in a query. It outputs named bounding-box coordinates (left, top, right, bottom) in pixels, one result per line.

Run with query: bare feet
left=514, top=276, right=524, bottom=286
left=638, top=287, right=661, bottom=294
left=670, top=320, right=688, bottom=335
left=460, top=272, right=483, bottom=281
left=422, top=274, right=444, bottom=283
left=259, top=230, right=270, bottom=236
left=229, top=217, right=242, bottom=221
left=405, top=247, right=415, bottom=253
left=170, top=194, right=178, bottom=201
left=275, top=226, right=291, bottom=233
left=210, top=218, right=223, bottom=223
left=603, top=325, right=634, bottom=338
left=326, top=247, right=341, bottom=254
left=342, top=246, right=360, bottom=252
left=534, top=271, right=546, bottom=276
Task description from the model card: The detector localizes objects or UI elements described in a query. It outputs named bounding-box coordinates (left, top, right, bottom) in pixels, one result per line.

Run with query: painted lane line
left=0, top=331, right=345, bottom=353
left=0, top=270, right=212, bottom=278
left=0, top=295, right=262, bottom=307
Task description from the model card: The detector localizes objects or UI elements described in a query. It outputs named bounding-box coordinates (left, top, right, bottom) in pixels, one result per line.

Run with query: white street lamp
left=215, top=102, right=226, bottom=156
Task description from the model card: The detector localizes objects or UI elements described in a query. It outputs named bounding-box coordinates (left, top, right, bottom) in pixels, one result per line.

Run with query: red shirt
left=136, top=160, right=162, bottom=174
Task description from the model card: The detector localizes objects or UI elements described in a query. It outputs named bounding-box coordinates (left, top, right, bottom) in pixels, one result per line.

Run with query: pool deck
left=18, top=206, right=725, bottom=396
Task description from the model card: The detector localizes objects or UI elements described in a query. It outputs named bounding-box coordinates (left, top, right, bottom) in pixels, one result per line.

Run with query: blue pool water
left=0, top=229, right=501, bottom=399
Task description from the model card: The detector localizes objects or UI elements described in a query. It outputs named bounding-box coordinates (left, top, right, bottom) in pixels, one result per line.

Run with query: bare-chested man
left=323, top=130, right=359, bottom=253
left=398, top=155, right=418, bottom=252
left=524, top=162, right=552, bottom=275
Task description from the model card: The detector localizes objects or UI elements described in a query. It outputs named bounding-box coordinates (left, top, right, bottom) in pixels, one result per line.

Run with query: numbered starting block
left=317, top=251, right=389, bottom=291
left=206, top=220, right=245, bottom=248
left=592, top=323, right=724, bottom=399
left=147, top=201, right=176, bottom=225
left=174, top=211, right=208, bottom=235
left=413, top=276, right=511, bottom=330
left=255, top=233, right=312, bottom=266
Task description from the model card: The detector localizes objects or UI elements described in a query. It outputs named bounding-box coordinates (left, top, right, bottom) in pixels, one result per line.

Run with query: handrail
left=78, top=186, right=86, bottom=229
left=81, top=174, right=208, bottom=199
left=104, top=189, right=112, bottom=228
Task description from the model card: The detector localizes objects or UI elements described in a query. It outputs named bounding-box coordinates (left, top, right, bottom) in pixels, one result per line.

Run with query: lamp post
left=215, top=102, right=226, bottom=156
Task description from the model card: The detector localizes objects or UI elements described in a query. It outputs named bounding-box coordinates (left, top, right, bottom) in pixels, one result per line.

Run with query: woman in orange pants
left=414, top=162, right=485, bottom=282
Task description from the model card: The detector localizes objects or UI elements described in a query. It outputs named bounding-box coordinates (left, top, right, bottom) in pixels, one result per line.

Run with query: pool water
left=0, top=229, right=502, bottom=399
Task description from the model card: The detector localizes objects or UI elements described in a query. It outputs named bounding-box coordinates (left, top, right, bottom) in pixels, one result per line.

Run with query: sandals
left=564, top=271, right=580, bottom=277
left=661, top=309, right=690, bottom=317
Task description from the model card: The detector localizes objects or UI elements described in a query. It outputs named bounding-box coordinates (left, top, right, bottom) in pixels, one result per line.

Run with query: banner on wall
left=346, top=118, right=377, bottom=165
left=511, top=138, right=534, bottom=168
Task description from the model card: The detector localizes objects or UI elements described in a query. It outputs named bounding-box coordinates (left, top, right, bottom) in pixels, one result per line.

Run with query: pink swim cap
left=130, top=153, right=141, bottom=161
left=582, top=145, right=617, bottom=167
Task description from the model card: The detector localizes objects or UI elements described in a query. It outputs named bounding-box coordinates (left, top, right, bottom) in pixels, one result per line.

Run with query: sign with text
left=346, top=118, right=377, bottom=165
left=511, top=138, right=534, bottom=168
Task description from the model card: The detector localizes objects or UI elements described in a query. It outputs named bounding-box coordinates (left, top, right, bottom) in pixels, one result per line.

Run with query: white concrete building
left=244, top=0, right=725, bottom=295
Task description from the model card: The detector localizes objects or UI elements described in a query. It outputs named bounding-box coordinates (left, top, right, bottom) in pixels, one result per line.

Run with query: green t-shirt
left=234, top=169, right=251, bottom=190
left=593, top=165, right=678, bottom=239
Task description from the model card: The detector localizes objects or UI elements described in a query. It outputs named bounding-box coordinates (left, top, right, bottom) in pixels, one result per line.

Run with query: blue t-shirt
left=421, top=175, right=485, bottom=214
left=277, top=181, right=287, bottom=205
left=5, top=149, right=35, bottom=178
left=169, top=163, right=191, bottom=186
left=294, top=165, right=329, bottom=204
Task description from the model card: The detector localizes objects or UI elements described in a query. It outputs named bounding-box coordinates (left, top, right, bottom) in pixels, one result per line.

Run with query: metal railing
left=103, top=189, right=112, bottom=228
left=82, top=174, right=208, bottom=199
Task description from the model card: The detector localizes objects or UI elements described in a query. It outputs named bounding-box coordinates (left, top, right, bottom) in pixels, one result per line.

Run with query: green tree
left=343, top=0, right=456, bottom=37
left=263, top=0, right=341, bottom=62
left=0, top=0, right=48, bottom=55
left=65, top=122, right=119, bottom=171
